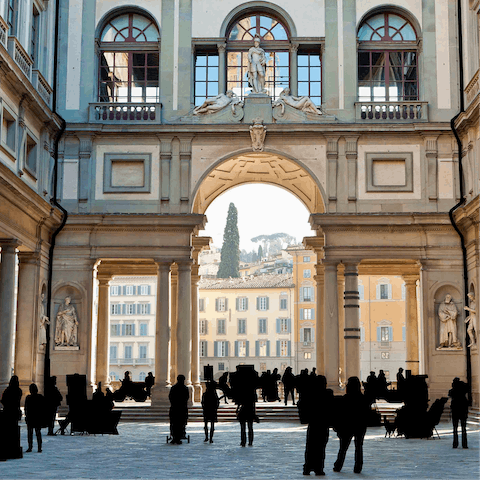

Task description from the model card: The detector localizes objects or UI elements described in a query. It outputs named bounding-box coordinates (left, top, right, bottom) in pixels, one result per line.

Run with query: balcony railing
left=110, top=358, right=154, bottom=366
left=355, top=101, right=428, bottom=122
left=0, top=16, right=7, bottom=48
left=89, top=103, right=162, bottom=124
left=8, top=36, right=33, bottom=80
left=465, top=69, right=479, bottom=106
left=32, top=69, right=52, bottom=108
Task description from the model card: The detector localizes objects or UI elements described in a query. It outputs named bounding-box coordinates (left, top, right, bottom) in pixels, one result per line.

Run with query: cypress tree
left=257, top=245, right=263, bottom=261
left=217, top=202, right=240, bottom=278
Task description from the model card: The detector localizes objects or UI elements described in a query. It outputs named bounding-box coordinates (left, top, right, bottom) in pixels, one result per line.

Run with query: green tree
left=257, top=245, right=263, bottom=261
left=217, top=203, right=240, bottom=278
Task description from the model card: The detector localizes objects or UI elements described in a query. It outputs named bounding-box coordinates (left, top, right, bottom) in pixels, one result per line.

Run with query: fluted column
left=170, top=264, right=178, bottom=384
left=337, top=264, right=346, bottom=385
left=403, top=275, right=420, bottom=375
left=152, top=260, right=172, bottom=405
left=313, top=264, right=325, bottom=375
left=323, top=261, right=339, bottom=390
left=344, top=263, right=360, bottom=380
left=96, top=273, right=112, bottom=390
left=191, top=262, right=201, bottom=402
left=0, top=241, right=20, bottom=391
left=177, top=260, right=193, bottom=402
left=218, top=43, right=226, bottom=94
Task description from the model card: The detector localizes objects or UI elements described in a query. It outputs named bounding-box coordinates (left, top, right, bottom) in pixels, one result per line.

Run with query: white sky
left=202, top=184, right=314, bottom=252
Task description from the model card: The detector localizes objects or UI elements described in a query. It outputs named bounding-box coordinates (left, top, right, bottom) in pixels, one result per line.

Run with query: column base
left=187, top=384, right=194, bottom=407
left=151, top=383, right=171, bottom=406
left=193, top=382, right=203, bottom=402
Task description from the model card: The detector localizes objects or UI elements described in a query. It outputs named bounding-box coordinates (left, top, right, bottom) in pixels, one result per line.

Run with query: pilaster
left=77, top=133, right=94, bottom=211
left=423, top=134, right=439, bottom=202
left=403, top=274, right=420, bottom=375
left=325, top=135, right=340, bottom=213
left=343, top=262, right=360, bottom=380
left=95, top=272, right=112, bottom=390
left=345, top=135, right=360, bottom=208
left=218, top=43, right=226, bottom=93
left=158, top=135, right=174, bottom=203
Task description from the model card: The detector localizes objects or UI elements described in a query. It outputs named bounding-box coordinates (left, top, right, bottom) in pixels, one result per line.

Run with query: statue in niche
left=273, top=88, right=324, bottom=115
left=464, top=291, right=477, bottom=347
left=38, top=293, right=49, bottom=348
left=55, top=296, right=79, bottom=347
left=438, top=294, right=461, bottom=349
left=247, top=35, right=267, bottom=94
left=250, top=118, right=267, bottom=152
left=193, top=90, right=243, bottom=115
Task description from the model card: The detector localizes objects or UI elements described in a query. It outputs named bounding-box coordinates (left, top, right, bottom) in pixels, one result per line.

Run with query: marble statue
left=273, top=88, right=324, bottom=115
left=55, top=296, right=79, bottom=347
left=38, top=293, right=49, bottom=347
left=250, top=118, right=267, bottom=152
left=247, top=35, right=267, bottom=94
left=193, top=90, right=243, bottom=115
left=464, top=292, right=477, bottom=347
left=438, top=294, right=461, bottom=348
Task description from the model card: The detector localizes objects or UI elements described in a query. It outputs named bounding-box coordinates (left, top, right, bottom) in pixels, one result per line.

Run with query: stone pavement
left=0, top=421, right=478, bottom=480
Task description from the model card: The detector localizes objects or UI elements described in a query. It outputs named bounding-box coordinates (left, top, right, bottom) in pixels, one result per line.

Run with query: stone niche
left=433, top=285, right=464, bottom=351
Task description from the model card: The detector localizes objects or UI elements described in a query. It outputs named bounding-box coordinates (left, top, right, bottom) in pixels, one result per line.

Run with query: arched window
left=139, top=371, right=146, bottom=381
left=358, top=12, right=418, bottom=102
left=226, top=13, right=290, bottom=100
left=98, top=12, right=160, bottom=103
left=109, top=371, right=117, bottom=381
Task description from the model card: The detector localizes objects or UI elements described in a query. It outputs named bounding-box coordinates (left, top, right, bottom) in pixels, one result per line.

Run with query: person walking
left=201, top=381, right=220, bottom=443
left=333, top=377, right=370, bottom=474
left=25, top=383, right=45, bottom=453
left=45, top=376, right=63, bottom=435
left=282, top=366, right=296, bottom=405
left=303, top=375, right=333, bottom=476
left=448, top=377, right=469, bottom=448
left=168, top=375, right=189, bottom=444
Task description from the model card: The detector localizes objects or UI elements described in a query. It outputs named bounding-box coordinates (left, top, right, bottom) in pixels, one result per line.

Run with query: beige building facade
left=0, top=0, right=478, bottom=406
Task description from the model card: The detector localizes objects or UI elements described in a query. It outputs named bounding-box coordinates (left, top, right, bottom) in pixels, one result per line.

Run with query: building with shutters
left=198, top=274, right=295, bottom=377
left=108, top=276, right=156, bottom=382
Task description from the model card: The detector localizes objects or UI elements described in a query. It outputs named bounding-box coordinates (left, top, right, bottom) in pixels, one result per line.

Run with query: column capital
left=176, top=259, right=194, bottom=271
left=155, top=258, right=174, bottom=270
left=217, top=42, right=226, bottom=53
left=97, top=274, right=113, bottom=286
left=402, top=274, right=419, bottom=285
left=323, top=259, right=339, bottom=269
left=0, top=239, right=21, bottom=251
left=343, top=263, right=359, bottom=275
left=17, top=251, right=40, bottom=265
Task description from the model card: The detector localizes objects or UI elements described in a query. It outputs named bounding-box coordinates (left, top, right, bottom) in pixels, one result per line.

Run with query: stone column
left=96, top=273, right=112, bottom=390
left=403, top=275, right=420, bottom=375
left=176, top=260, right=193, bottom=402
left=170, top=264, right=178, bottom=384
left=191, top=261, right=201, bottom=402
left=344, top=263, right=360, bottom=380
left=313, top=264, right=325, bottom=375
left=0, top=241, right=20, bottom=391
left=218, top=43, right=226, bottom=94
left=14, top=252, right=40, bottom=394
left=152, top=260, right=172, bottom=405
left=337, top=264, right=346, bottom=385
left=289, top=43, right=299, bottom=96
left=323, top=261, right=339, bottom=390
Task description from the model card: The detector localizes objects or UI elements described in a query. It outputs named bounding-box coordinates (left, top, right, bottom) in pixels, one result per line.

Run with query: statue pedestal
left=244, top=93, right=272, bottom=124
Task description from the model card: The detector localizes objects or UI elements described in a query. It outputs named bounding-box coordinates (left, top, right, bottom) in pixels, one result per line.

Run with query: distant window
left=139, top=371, right=146, bottom=381
left=216, top=298, right=227, bottom=312
left=381, top=352, right=390, bottom=359
left=7, top=0, right=18, bottom=34
left=259, top=362, right=267, bottom=371
left=31, top=5, right=40, bottom=64
left=258, top=296, right=268, bottom=311
left=126, top=286, right=134, bottom=296
left=217, top=341, right=227, bottom=357
left=139, top=304, right=149, bottom=315
left=237, top=297, right=248, bottom=311
left=2, top=108, right=16, bottom=153
left=381, top=326, right=390, bottom=341
left=200, top=340, right=207, bottom=357
left=111, top=286, right=120, bottom=296
left=303, top=269, right=311, bottom=278
left=238, top=318, right=246, bottom=334
left=139, top=345, right=147, bottom=359
left=126, top=304, right=135, bottom=315
left=194, top=51, right=219, bottom=107
left=303, top=256, right=311, bottom=262
left=380, top=284, right=389, bottom=300
left=139, top=323, right=148, bottom=336
left=304, top=352, right=312, bottom=359
left=298, top=52, right=322, bottom=106
left=302, top=309, right=313, bottom=320
left=280, top=298, right=288, bottom=310
left=279, top=318, right=289, bottom=333
left=110, top=345, right=117, bottom=359
left=238, top=340, right=247, bottom=357
left=303, top=328, right=312, bottom=343
left=110, top=324, right=120, bottom=336
left=280, top=340, right=288, bottom=356
left=140, top=285, right=149, bottom=295
left=200, top=320, right=208, bottom=335
left=258, top=340, right=267, bottom=357
left=217, top=319, right=226, bottom=335
left=111, top=304, right=120, bottom=315
left=302, top=287, right=313, bottom=302
left=218, top=362, right=225, bottom=371
left=199, top=298, right=205, bottom=312
left=124, top=345, right=132, bottom=359
left=109, top=371, right=117, bottom=381
left=125, top=323, right=135, bottom=336
left=25, top=133, right=37, bottom=175
left=258, top=318, right=267, bottom=334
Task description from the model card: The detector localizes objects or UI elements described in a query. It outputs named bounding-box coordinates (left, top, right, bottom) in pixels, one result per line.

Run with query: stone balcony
left=355, top=101, right=429, bottom=122
left=7, top=35, right=33, bottom=80
left=110, top=358, right=154, bottom=366
left=89, top=103, right=162, bottom=124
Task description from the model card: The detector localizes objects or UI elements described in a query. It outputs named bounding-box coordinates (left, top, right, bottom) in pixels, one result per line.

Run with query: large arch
left=191, top=150, right=326, bottom=215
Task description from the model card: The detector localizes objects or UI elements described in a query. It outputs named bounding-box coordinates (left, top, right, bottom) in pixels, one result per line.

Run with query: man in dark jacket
left=449, top=377, right=469, bottom=448
left=169, top=375, right=189, bottom=444
left=282, top=366, right=296, bottom=405
left=25, top=383, right=45, bottom=453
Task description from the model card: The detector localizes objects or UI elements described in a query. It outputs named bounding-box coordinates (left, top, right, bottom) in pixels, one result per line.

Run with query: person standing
left=168, top=375, right=189, bottom=444
left=201, top=381, right=219, bottom=443
left=448, top=377, right=469, bottom=448
left=1, top=375, right=23, bottom=458
left=282, top=367, right=296, bottom=405
left=145, top=372, right=155, bottom=398
left=45, top=376, right=63, bottom=436
left=333, top=377, right=370, bottom=474
left=25, top=383, right=45, bottom=453
left=303, top=375, right=333, bottom=476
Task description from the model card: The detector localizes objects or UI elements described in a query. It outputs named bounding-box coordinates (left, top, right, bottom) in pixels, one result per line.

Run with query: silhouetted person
left=303, top=375, right=333, bottom=476
left=260, top=370, right=270, bottom=402
left=377, top=370, right=390, bottom=399
left=25, top=383, right=45, bottom=453
left=296, top=369, right=311, bottom=423
left=333, top=377, right=370, bottom=474
left=363, top=371, right=377, bottom=402
left=1, top=375, right=22, bottom=458
left=45, top=376, right=63, bottom=435
left=396, top=368, right=405, bottom=399
left=145, top=372, right=155, bottom=398
left=169, top=375, right=189, bottom=444
left=201, top=381, right=219, bottom=443
left=449, top=377, right=469, bottom=448
left=282, top=367, right=296, bottom=405
left=310, top=367, right=317, bottom=377
left=1, top=375, right=22, bottom=421
left=218, top=372, right=231, bottom=404
left=270, top=368, right=281, bottom=401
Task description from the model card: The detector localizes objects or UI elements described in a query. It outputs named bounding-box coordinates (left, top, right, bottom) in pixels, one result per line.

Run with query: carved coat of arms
left=249, top=118, right=267, bottom=152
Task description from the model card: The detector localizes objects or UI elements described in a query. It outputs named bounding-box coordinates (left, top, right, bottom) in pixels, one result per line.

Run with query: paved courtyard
left=0, top=421, right=478, bottom=480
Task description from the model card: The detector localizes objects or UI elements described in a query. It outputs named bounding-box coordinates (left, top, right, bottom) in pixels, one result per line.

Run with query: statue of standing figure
left=38, top=293, right=49, bottom=348
left=464, top=292, right=477, bottom=347
left=438, top=294, right=461, bottom=348
left=55, top=296, right=79, bottom=347
left=247, top=35, right=267, bottom=94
